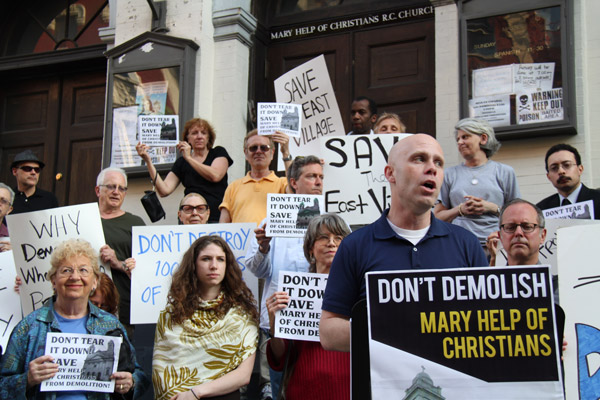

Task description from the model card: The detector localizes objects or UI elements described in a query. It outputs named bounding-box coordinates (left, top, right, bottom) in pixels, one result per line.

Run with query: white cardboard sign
left=274, top=55, right=345, bottom=170
left=130, top=223, right=257, bottom=324
left=6, top=204, right=108, bottom=316
left=542, top=200, right=594, bottom=220
left=321, top=134, right=410, bottom=225
left=0, top=250, right=22, bottom=350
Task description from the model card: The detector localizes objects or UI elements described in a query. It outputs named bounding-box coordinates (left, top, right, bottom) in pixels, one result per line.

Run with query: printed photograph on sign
left=41, top=333, right=122, bottom=393
left=542, top=200, right=594, bottom=220
left=111, top=106, right=142, bottom=168
left=274, top=271, right=328, bottom=342
left=266, top=194, right=324, bottom=237
left=274, top=54, right=345, bottom=170
left=257, top=102, right=302, bottom=137
left=366, top=266, right=563, bottom=399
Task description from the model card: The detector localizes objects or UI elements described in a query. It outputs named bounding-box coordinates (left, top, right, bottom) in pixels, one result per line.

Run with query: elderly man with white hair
left=0, top=182, right=14, bottom=251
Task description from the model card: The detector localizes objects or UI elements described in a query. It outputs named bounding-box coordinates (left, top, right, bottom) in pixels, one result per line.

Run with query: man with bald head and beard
left=320, top=134, right=487, bottom=352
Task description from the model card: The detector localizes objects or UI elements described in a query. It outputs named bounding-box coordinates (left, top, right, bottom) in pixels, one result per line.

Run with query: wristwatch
left=282, top=154, right=292, bottom=161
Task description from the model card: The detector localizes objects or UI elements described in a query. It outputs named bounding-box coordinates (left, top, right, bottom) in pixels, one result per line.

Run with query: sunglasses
left=247, top=144, right=271, bottom=153
left=19, top=166, right=41, bottom=173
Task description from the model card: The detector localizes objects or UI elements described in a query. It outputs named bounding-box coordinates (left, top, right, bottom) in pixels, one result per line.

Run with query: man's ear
left=370, top=114, right=378, bottom=124
left=540, top=228, right=547, bottom=242
left=384, top=165, right=395, bottom=183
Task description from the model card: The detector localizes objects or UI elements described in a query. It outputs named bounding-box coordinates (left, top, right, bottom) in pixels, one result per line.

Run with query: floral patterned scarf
left=152, top=292, right=258, bottom=400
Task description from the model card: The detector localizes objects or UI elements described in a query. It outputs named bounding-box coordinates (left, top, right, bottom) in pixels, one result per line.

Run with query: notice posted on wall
left=513, top=63, right=555, bottom=94
left=274, top=271, right=328, bottom=342
left=542, top=200, right=594, bottom=220
left=41, top=333, right=121, bottom=393
left=266, top=194, right=324, bottom=238
left=468, top=95, right=510, bottom=127
left=516, top=88, right=564, bottom=124
left=258, top=103, right=302, bottom=137
left=111, top=106, right=142, bottom=168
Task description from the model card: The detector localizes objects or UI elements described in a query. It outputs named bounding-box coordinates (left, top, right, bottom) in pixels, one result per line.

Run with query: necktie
left=561, top=198, right=571, bottom=206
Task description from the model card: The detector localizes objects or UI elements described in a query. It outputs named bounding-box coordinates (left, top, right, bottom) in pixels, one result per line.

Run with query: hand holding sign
left=28, top=355, right=59, bottom=387
left=267, top=291, right=290, bottom=335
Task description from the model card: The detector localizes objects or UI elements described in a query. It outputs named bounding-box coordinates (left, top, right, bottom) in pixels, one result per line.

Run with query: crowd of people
left=0, top=95, right=594, bottom=399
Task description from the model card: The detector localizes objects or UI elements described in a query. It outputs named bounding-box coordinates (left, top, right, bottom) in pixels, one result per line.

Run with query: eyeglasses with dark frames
left=500, top=223, right=539, bottom=234
left=180, top=204, right=209, bottom=214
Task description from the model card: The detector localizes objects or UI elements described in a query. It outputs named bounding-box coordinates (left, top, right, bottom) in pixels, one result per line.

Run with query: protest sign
left=266, top=194, right=324, bottom=237
left=322, top=134, right=410, bottom=225
left=130, top=223, right=256, bottom=324
left=137, top=115, right=178, bottom=164
left=366, top=266, right=563, bottom=399
left=0, top=251, right=22, bottom=350
left=468, top=95, right=510, bottom=127
left=517, top=88, right=564, bottom=124
left=557, top=225, right=600, bottom=400
left=274, top=271, right=327, bottom=342
left=41, top=333, right=121, bottom=393
left=274, top=54, right=345, bottom=170
left=257, top=102, right=302, bottom=137
left=542, top=200, right=594, bottom=220
left=6, top=204, right=108, bottom=316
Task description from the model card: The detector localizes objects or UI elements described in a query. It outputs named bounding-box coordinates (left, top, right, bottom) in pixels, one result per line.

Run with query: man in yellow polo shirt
left=219, top=129, right=291, bottom=225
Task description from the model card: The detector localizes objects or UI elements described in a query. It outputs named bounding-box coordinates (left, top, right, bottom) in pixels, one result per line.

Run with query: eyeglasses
left=58, top=266, right=92, bottom=277
left=99, top=184, right=128, bottom=193
left=0, top=198, right=11, bottom=207
left=315, top=234, right=344, bottom=245
left=548, top=161, right=577, bottom=173
left=247, top=144, right=271, bottom=153
left=500, top=223, right=539, bottom=233
left=19, top=166, right=41, bottom=173
left=180, top=204, right=209, bottom=214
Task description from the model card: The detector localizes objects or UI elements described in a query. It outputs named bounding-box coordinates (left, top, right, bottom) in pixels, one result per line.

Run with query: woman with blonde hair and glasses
left=0, top=239, right=148, bottom=398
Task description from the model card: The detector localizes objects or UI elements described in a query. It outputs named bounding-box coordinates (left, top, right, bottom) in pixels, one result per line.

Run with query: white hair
left=96, top=167, right=128, bottom=186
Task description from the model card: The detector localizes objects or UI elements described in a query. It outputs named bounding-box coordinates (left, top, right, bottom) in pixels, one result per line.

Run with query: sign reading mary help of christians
left=366, top=266, right=563, bottom=399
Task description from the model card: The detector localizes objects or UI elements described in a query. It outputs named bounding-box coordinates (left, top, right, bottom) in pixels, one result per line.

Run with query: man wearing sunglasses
left=219, top=129, right=292, bottom=225
left=10, top=149, right=58, bottom=215
left=537, top=143, right=600, bottom=219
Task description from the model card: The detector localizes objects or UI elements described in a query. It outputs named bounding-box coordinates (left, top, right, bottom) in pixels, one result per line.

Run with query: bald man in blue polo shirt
left=320, top=134, right=487, bottom=352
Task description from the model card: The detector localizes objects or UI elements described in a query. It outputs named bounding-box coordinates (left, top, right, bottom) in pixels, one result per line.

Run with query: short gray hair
left=96, top=167, right=128, bottom=187
left=303, top=213, right=351, bottom=272
left=499, top=198, right=545, bottom=229
left=0, top=183, right=15, bottom=204
left=455, top=118, right=501, bottom=158
left=287, top=155, right=321, bottom=193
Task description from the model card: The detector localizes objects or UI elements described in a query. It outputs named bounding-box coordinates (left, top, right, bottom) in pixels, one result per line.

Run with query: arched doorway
left=0, top=0, right=110, bottom=206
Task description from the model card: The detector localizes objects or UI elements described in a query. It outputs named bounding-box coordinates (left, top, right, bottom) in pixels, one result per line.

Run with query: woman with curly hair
left=152, top=236, right=259, bottom=400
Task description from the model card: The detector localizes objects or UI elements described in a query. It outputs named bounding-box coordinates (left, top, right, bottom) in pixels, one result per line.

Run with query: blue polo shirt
left=322, top=210, right=488, bottom=317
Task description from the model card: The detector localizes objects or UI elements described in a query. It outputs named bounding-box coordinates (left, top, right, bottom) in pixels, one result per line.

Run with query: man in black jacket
left=537, top=143, right=600, bottom=219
